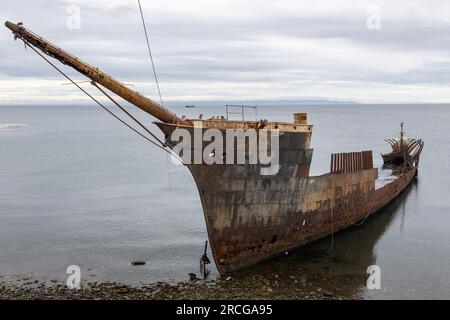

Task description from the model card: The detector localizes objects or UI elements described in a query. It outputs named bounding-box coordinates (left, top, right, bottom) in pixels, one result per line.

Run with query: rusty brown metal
left=330, top=151, right=373, bottom=174
left=382, top=124, right=424, bottom=167
left=330, top=154, right=333, bottom=173
left=293, top=113, right=308, bottom=125
left=361, top=150, right=373, bottom=170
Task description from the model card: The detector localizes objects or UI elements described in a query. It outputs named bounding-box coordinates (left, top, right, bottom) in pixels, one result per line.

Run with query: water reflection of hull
left=235, top=179, right=417, bottom=298
left=304, top=178, right=416, bottom=275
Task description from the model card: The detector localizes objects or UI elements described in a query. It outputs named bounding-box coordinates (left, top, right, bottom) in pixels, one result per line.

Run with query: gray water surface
left=0, top=103, right=449, bottom=299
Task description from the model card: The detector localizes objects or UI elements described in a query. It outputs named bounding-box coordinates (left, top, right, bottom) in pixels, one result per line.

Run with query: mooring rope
left=325, top=188, right=376, bottom=253
left=326, top=208, right=334, bottom=253
left=338, top=189, right=377, bottom=227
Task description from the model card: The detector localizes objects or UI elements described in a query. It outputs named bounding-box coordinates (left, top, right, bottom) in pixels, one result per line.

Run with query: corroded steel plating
left=382, top=123, right=424, bottom=167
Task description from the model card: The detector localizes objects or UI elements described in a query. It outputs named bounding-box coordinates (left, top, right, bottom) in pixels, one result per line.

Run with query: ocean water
left=0, top=103, right=449, bottom=299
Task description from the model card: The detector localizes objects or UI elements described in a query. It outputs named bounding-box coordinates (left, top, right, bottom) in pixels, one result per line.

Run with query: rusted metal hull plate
left=157, top=123, right=416, bottom=274
left=196, top=167, right=414, bottom=274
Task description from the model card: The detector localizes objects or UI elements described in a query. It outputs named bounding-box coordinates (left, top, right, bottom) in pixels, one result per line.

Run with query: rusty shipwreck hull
left=156, top=119, right=418, bottom=274
left=202, top=168, right=415, bottom=274
left=193, top=161, right=415, bottom=274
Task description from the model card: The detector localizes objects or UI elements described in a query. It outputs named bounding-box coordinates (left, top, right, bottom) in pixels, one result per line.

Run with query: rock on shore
left=0, top=272, right=362, bottom=300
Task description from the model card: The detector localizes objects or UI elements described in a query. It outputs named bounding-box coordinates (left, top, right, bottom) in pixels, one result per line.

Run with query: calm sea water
left=1, top=103, right=449, bottom=299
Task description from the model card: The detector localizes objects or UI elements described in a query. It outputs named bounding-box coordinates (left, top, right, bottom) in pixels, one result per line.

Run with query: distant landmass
left=0, top=98, right=358, bottom=107
left=168, top=98, right=358, bottom=107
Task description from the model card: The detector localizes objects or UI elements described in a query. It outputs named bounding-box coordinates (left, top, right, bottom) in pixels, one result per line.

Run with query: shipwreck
left=5, top=21, right=424, bottom=274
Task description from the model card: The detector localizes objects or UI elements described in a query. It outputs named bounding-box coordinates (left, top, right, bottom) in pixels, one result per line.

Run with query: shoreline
left=0, top=272, right=360, bottom=300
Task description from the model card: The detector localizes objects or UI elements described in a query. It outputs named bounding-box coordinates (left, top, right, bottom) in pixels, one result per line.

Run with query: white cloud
left=1, top=0, right=450, bottom=104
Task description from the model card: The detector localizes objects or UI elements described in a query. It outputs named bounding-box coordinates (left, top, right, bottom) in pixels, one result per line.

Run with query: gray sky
left=1, top=0, right=450, bottom=104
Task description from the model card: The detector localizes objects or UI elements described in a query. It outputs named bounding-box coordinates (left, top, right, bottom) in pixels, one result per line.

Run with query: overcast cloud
left=1, top=0, right=450, bottom=104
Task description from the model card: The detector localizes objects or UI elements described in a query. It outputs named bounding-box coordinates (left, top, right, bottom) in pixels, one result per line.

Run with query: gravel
left=0, top=271, right=363, bottom=300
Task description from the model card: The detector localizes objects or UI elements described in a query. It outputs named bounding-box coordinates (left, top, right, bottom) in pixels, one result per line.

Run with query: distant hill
left=168, top=98, right=358, bottom=107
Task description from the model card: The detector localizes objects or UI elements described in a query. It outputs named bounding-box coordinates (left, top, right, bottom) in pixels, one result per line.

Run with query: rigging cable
left=91, top=81, right=166, bottom=147
left=20, top=38, right=181, bottom=162
left=138, top=0, right=165, bottom=108
left=137, top=0, right=173, bottom=188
